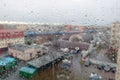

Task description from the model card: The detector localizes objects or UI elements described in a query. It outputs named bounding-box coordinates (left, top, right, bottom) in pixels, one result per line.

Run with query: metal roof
left=9, top=44, right=31, bottom=51
left=4, top=57, right=15, bottom=62
left=25, top=31, right=82, bottom=36
left=0, top=60, right=6, bottom=66
left=20, top=66, right=36, bottom=74
left=55, top=40, right=89, bottom=50
left=27, top=52, right=64, bottom=68
left=0, top=57, right=16, bottom=66
left=0, top=60, right=10, bottom=66
left=9, top=44, right=41, bottom=51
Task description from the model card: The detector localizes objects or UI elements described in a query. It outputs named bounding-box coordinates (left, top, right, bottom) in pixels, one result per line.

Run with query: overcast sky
left=0, top=0, right=120, bottom=26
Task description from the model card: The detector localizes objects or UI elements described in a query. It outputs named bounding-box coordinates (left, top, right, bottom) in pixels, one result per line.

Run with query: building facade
left=116, top=48, right=120, bottom=80
left=8, top=44, right=43, bottom=61
left=16, top=24, right=28, bottom=31
left=28, top=24, right=65, bottom=32
left=65, top=25, right=88, bottom=32
left=0, top=29, right=24, bottom=49
left=110, top=23, right=120, bottom=49
left=110, top=23, right=120, bottom=80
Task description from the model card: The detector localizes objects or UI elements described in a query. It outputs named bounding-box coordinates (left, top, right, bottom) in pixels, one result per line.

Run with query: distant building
left=0, top=24, right=4, bottom=30
left=65, top=25, right=88, bottom=32
left=16, top=24, right=28, bottom=31
left=8, top=44, right=43, bottom=61
left=28, top=24, right=64, bottom=32
left=54, top=40, right=89, bottom=50
left=0, top=29, right=24, bottom=50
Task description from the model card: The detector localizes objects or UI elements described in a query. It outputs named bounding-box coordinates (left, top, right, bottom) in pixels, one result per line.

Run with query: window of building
left=30, top=53, right=32, bottom=58
left=37, top=51, right=41, bottom=53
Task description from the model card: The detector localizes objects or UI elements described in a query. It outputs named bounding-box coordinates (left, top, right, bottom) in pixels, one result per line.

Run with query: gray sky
left=0, top=0, right=120, bottom=26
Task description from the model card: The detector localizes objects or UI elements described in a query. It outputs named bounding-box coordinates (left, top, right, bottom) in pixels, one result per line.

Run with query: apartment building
left=28, top=24, right=64, bottom=32
left=65, top=25, right=88, bottom=32
left=110, top=22, right=120, bottom=49
left=16, top=24, right=28, bottom=31
left=8, top=44, right=43, bottom=61
left=0, top=29, right=24, bottom=49
left=110, top=22, right=120, bottom=80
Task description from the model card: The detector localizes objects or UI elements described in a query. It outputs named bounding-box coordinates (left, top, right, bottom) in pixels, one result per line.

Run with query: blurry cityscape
left=0, top=22, right=120, bottom=80
left=0, top=0, right=120, bottom=80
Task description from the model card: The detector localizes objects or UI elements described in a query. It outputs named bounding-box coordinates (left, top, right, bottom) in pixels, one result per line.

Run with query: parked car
left=111, top=67, right=116, bottom=73
left=97, top=64, right=104, bottom=70
left=89, top=72, right=102, bottom=80
left=108, top=78, right=114, bottom=80
left=104, top=65, right=111, bottom=72
left=57, top=73, right=70, bottom=80
left=70, top=50, right=77, bottom=54
left=61, top=59, right=72, bottom=70
left=84, top=60, right=91, bottom=67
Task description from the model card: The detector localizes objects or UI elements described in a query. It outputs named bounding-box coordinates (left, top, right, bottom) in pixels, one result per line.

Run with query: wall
left=0, top=30, right=24, bottom=48
left=8, top=46, right=42, bottom=61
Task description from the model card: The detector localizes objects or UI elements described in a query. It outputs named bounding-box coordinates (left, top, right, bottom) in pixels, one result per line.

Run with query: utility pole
left=50, top=49, right=55, bottom=80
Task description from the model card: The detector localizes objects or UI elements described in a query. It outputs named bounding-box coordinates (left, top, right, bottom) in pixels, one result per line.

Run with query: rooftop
left=3, top=57, right=16, bottom=62
left=30, top=44, right=41, bottom=49
left=0, top=57, right=16, bottom=66
left=9, top=44, right=31, bottom=51
left=27, top=52, right=64, bottom=68
left=55, top=40, right=89, bottom=50
left=20, top=66, right=36, bottom=74
left=9, top=44, right=42, bottom=51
